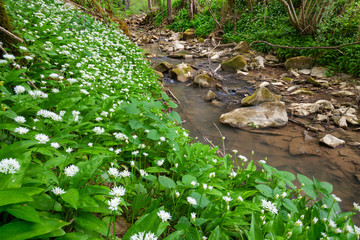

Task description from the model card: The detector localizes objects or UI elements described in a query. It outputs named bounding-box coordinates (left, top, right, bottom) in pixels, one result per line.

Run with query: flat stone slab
left=320, top=134, right=345, bottom=148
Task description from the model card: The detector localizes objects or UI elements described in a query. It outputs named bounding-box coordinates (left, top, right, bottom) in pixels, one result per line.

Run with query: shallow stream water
left=142, top=44, right=360, bottom=224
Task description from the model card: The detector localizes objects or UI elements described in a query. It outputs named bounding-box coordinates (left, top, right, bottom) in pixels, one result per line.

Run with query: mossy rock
left=290, top=88, right=315, bottom=95
left=194, top=74, right=217, bottom=88
left=285, top=56, right=313, bottom=69
left=241, top=86, right=282, bottom=106
left=154, top=61, right=174, bottom=73
left=221, top=55, right=247, bottom=72
left=234, top=41, right=250, bottom=54
left=170, top=63, right=195, bottom=82
left=197, top=37, right=204, bottom=43
left=307, top=76, right=321, bottom=87
left=182, top=28, right=196, bottom=40
left=204, top=90, right=217, bottom=102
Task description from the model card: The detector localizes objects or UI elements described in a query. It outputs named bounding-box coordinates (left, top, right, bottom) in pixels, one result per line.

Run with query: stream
left=142, top=44, right=360, bottom=224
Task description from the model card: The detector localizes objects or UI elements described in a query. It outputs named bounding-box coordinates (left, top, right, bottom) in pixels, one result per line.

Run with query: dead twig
left=165, top=88, right=180, bottom=105
left=213, top=123, right=226, bottom=155
left=0, top=26, right=23, bottom=43
left=203, top=135, right=225, bottom=157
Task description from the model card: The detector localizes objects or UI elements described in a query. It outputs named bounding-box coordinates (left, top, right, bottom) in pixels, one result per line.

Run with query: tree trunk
left=148, top=0, right=152, bottom=10
left=189, top=0, right=194, bottom=19
left=0, top=0, right=23, bottom=56
left=167, top=0, right=173, bottom=23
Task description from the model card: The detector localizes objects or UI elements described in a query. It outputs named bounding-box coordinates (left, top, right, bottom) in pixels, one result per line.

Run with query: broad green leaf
left=163, top=230, right=185, bottom=240
left=125, top=105, right=140, bottom=115
left=55, top=232, right=89, bottom=240
left=159, top=175, right=176, bottom=189
left=147, top=129, right=160, bottom=140
left=283, top=199, right=299, bottom=213
left=7, top=204, right=41, bottom=223
left=145, top=167, right=169, bottom=174
left=129, top=119, right=143, bottom=129
left=255, top=184, right=273, bottom=198
left=297, top=174, right=313, bottom=187
left=0, top=190, right=33, bottom=207
left=248, top=213, right=264, bottom=240
left=61, top=188, right=79, bottom=209
left=319, top=181, right=333, bottom=194
left=209, top=225, right=221, bottom=240
left=0, top=217, right=68, bottom=240
left=182, top=174, right=197, bottom=185
left=75, top=212, right=108, bottom=236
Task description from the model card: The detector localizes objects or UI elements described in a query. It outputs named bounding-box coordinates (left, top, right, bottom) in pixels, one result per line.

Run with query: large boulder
left=285, top=56, right=313, bottom=69
left=204, top=90, right=217, bottom=102
left=172, top=41, right=185, bottom=51
left=182, top=28, right=196, bottom=40
left=220, top=101, right=288, bottom=128
left=194, top=74, right=217, bottom=88
left=241, top=86, right=281, bottom=106
left=221, top=55, right=247, bottom=72
left=154, top=61, right=174, bottom=73
left=311, top=67, right=327, bottom=78
left=288, top=100, right=334, bottom=117
left=170, top=63, right=195, bottom=82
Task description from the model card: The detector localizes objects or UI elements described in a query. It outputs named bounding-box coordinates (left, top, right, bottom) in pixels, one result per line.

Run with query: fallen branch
left=213, top=123, right=226, bottom=156
left=0, top=26, right=23, bottom=43
left=249, top=40, right=360, bottom=54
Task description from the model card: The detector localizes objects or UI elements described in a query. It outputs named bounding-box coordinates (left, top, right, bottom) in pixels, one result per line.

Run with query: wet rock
left=259, top=81, right=270, bottom=87
left=182, top=28, right=195, bottom=40
left=307, top=76, right=321, bottom=87
left=254, top=56, right=265, bottom=69
left=265, top=54, right=279, bottom=63
left=288, top=69, right=300, bottom=78
left=210, top=53, right=221, bottom=62
left=288, top=103, right=320, bottom=116
left=204, top=90, right=217, bottom=102
left=234, top=41, right=250, bottom=54
left=168, top=53, right=186, bottom=59
left=241, top=86, right=282, bottom=106
left=331, top=90, right=356, bottom=97
left=311, top=67, right=327, bottom=78
left=220, top=101, right=288, bottom=128
left=170, top=63, right=195, bottom=82
left=211, top=100, right=224, bottom=107
left=289, top=137, right=322, bottom=156
left=194, top=74, right=217, bottom=88
left=348, top=142, right=360, bottom=147
left=320, top=134, right=345, bottom=148
left=221, top=55, right=247, bottom=72
left=285, top=56, right=313, bottom=69
left=316, top=100, right=334, bottom=111
left=154, top=61, right=174, bottom=72
left=172, top=41, right=185, bottom=51
left=154, top=70, right=164, bottom=79
left=169, top=32, right=181, bottom=41
left=290, top=89, right=315, bottom=95
left=316, top=114, right=329, bottom=122
left=287, top=85, right=299, bottom=92
left=299, top=69, right=311, bottom=75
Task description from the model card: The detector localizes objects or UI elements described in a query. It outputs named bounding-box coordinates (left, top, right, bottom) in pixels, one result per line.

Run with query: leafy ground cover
left=1, top=0, right=360, bottom=239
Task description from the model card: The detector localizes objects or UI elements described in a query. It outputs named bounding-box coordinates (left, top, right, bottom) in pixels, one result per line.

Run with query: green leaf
left=159, top=175, right=176, bottom=189
left=7, top=204, right=41, bottom=223
left=0, top=189, right=33, bottom=207
left=0, top=217, right=68, bottom=240
left=182, top=174, right=197, bottom=185
left=55, top=232, right=89, bottom=240
left=209, top=225, right=221, bottom=240
left=61, top=188, right=79, bottom=209
left=75, top=212, right=108, bottom=236
left=297, top=174, right=313, bottom=187
left=163, top=230, right=185, bottom=240
left=283, top=199, right=299, bottom=213
left=129, top=119, right=143, bottom=129
left=125, top=104, right=140, bottom=115
left=255, top=184, right=273, bottom=198
left=248, top=213, right=264, bottom=240
left=319, top=181, right=333, bottom=194
left=145, top=167, right=169, bottom=174
left=147, top=129, right=161, bottom=140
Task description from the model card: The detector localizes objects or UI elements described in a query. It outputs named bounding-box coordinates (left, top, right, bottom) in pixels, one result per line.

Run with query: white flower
left=140, top=169, right=148, bottom=177
left=157, top=210, right=171, bottom=222
left=132, top=150, right=139, bottom=156
left=187, top=197, right=197, bottom=205
left=208, top=186, right=213, bottom=191
left=294, top=220, right=303, bottom=227
left=51, top=142, right=60, bottom=149
left=202, top=183, right=208, bottom=190
left=65, top=147, right=73, bottom=153
left=328, top=219, right=337, bottom=228
left=209, top=172, right=215, bottom=178
left=19, top=46, right=27, bottom=51
left=331, top=194, right=341, bottom=202
left=120, top=170, right=131, bottom=178
left=354, top=225, right=360, bottom=234
left=95, top=117, right=102, bottom=122
left=29, top=90, right=48, bottom=99
left=108, top=168, right=120, bottom=178
left=108, top=197, right=121, bottom=211
left=237, top=196, right=243, bottom=202
left=230, top=171, right=237, bottom=178
left=130, top=231, right=157, bottom=240
left=312, top=217, right=318, bottom=224
left=51, top=187, right=65, bottom=195
left=80, top=89, right=89, bottom=95
left=109, top=186, right=126, bottom=197
left=223, top=196, right=233, bottom=204
left=130, top=161, right=135, bottom=167
left=232, top=150, right=238, bottom=154
left=52, top=88, right=59, bottom=93
left=14, top=127, right=29, bottom=135
left=14, top=85, right=26, bottom=94
left=0, top=158, right=20, bottom=174
left=334, top=228, right=342, bottom=234
left=191, top=212, right=196, bottom=221
left=93, top=126, right=105, bottom=135
left=35, top=133, right=50, bottom=144
left=67, top=78, right=77, bottom=84
left=191, top=181, right=197, bottom=187
left=354, top=202, right=360, bottom=211
left=259, top=160, right=266, bottom=164
left=238, top=155, right=248, bottom=162
left=281, top=192, right=287, bottom=198
left=24, top=55, right=33, bottom=61
left=113, top=132, right=128, bottom=140
left=100, top=111, right=109, bottom=117
left=115, top=148, right=122, bottom=154
left=14, top=116, right=26, bottom=123
left=261, top=199, right=278, bottom=214
left=160, top=136, right=166, bottom=142
left=49, top=73, right=59, bottom=79
left=88, top=142, right=93, bottom=147
left=345, top=225, right=354, bottom=233
left=143, top=152, right=148, bottom=157
left=157, top=159, right=164, bottom=166
left=3, top=54, right=15, bottom=60
left=64, top=165, right=79, bottom=177
left=175, top=191, right=180, bottom=198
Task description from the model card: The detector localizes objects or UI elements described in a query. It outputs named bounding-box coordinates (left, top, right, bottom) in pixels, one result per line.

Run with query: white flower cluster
left=107, top=197, right=121, bottom=211
left=157, top=210, right=171, bottom=222
left=14, top=116, right=26, bottom=124
left=93, top=126, right=105, bottom=135
left=0, top=158, right=20, bottom=174
left=51, top=187, right=66, bottom=195
left=14, top=127, right=29, bottom=135
left=37, top=109, right=62, bottom=121
left=64, top=165, right=79, bottom=177
left=113, top=132, right=128, bottom=140
left=130, top=231, right=157, bottom=240
left=109, top=186, right=126, bottom=197
left=29, top=90, right=48, bottom=99
left=35, top=133, right=50, bottom=144
left=261, top=199, right=278, bottom=214
left=14, top=85, right=26, bottom=94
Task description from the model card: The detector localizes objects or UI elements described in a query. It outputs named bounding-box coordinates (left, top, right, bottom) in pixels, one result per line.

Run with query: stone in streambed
left=285, top=56, right=313, bottom=69
left=170, top=63, right=195, bottom=82
left=220, top=101, right=288, bottom=128
left=154, top=61, right=174, bottom=72
left=221, top=55, right=247, bottom=72
left=241, top=86, right=282, bottom=106
left=182, top=28, right=196, bottom=40
left=234, top=41, right=250, bottom=54
left=204, top=90, right=217, bottom=102
left=311, top=67, right=327, bottom=78
left=307, top=76, right=321, bottom=87
left=320, top=134, right=345, bottom=148
left=194, top=74, right=217, bottom=88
